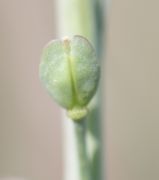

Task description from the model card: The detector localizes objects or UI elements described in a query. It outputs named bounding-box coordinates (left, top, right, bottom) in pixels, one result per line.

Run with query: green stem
left=74, top=119, right=90, bottom=180
left=57, top=0, right=95, bottom=41
left=57, top=0, right=105, bottom=180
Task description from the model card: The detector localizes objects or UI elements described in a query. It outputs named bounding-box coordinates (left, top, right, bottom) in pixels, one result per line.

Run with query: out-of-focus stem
left=57, top=0, right=95, bottom=41
left=74, top=119, right=90, bottom=180
left=57, top=0, right=105, bottom=180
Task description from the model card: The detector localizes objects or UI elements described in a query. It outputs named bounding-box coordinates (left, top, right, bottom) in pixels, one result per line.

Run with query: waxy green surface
left=39, top=35, right=100, bottom=120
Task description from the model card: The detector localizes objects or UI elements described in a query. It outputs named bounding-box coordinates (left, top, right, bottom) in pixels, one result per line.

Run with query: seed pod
left=39, top=35, right=100, bottom=120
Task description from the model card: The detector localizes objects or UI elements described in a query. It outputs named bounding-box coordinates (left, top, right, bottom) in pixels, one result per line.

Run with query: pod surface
left=40, top=35, right=100, bottom=119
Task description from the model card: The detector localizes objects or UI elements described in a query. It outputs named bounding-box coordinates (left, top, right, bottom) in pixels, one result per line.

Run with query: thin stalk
left=74, top=119, right=90, bottom=180
left=57, top=0, right=95, bottom=41
left=57, top=0, right=105, bottom=180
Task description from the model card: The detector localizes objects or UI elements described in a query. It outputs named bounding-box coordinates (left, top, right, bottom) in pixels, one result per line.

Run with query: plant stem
left=57, top=0, right=105, bottom=180
left=74, top=119, right=90, bottom=180
left=57, top=0, right=95, bottom=41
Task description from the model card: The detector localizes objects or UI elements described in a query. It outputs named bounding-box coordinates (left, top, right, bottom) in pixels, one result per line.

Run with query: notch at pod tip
left=39, top=35, right=100, bottom=121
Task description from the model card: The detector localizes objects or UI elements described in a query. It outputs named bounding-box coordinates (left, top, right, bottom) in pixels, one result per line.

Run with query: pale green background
left=0, top=0, right=159, bottom=180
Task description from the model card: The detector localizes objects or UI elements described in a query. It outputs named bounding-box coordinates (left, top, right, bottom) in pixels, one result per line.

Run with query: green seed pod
left=39, top=35, right=100, bottom=120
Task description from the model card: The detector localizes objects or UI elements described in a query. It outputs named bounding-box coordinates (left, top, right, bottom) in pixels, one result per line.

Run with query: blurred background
left=0, top=0, right=159, bottom=180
